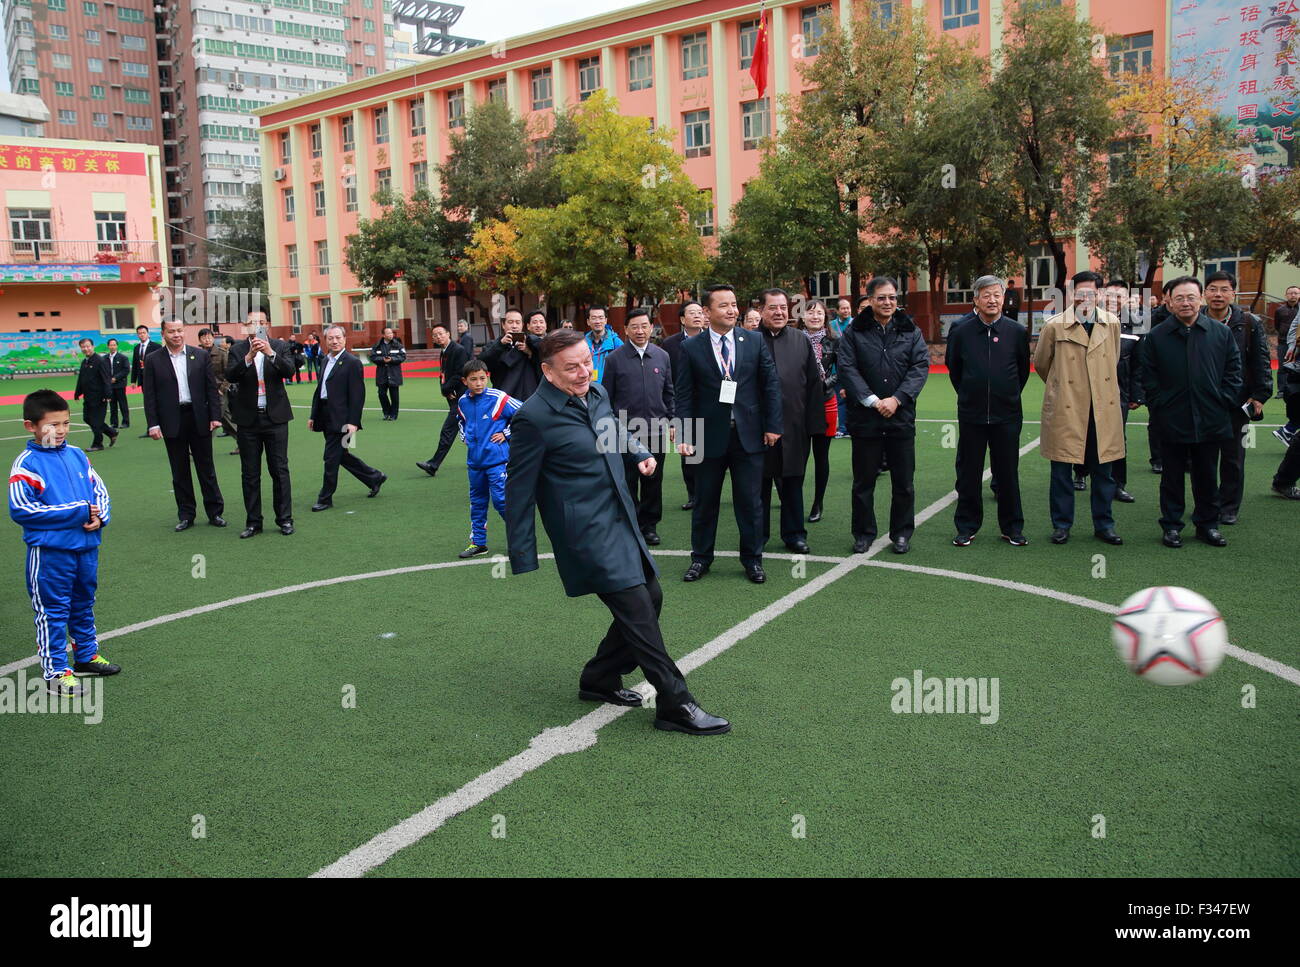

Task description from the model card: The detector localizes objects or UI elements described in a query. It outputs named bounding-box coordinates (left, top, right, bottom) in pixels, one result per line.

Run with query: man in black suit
left=74, top=338, right=118, bottom=452
left=674, top=284, right=783, bottom=584
left=506, top=329, right=730, bottom=736
left=601, top=307, right=674, bottom=545
left=417, top=322, right=471, bottom=477
left=457, top=319, right=475, bottom=358
left=143, top=319, right=226, bottom=531
left=105, top=338, right=131, bottom=429
left=480, top=308, right=539, bottom=400
left=131, top=324, right=161, bottom=437
left=308, top=326, right=386, bottom=511
left=225, top=310, right=296, bottom=538
left=661, top=299, right=705, bottom=510
left=370, top=326, right=406, bottom=420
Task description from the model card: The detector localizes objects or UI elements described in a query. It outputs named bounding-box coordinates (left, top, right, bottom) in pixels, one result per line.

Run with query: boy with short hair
left=457, top=360, right=523, bottom=558
left=9, top=390, right=121, bottom=696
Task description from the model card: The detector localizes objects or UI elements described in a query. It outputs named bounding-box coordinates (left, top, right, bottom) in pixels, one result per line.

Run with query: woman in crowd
left=801, top=299, right=838, bottom=523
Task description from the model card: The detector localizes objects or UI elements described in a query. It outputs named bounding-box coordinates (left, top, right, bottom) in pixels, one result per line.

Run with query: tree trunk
left=1250, top=258, right=1266, bottom=314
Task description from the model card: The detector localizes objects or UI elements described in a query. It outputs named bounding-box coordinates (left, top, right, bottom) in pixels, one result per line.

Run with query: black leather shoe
left=1050, top=528, right=1070, bottom=544
left=209, top=516, right=227, bottom=527
left=807, top=504, right=823, bottom=523
left=1073, top=477, right=1087, bottom=491
left=642, top=530, right=661, bottom=545
left=174, top=519, right=194, bottom=532
left=239, top=526, right=262, bottom=539
left=416, top=461, right=437, bottom=477
left=745, top=564, right=766, bottom=584
left=368, top=474, right=387, bottom=498
left=852, top=537, right=871, bottom=553
left=1195, top=527, right=1227, bottom=547
left=953, top=533, right=974, bottom=546
left=785, top=540, right=810, bottom=554
left=578, top=687, right=643, bottom=707
left=1151, top=462, right=1163, bottom=474
left=683, top=562, right=708, bottom=582
left=311, top=501, right=332, bottom=512
left=891, top=538, right=910, bottom=554
left=107, top=432, right=118, bottom=447
left=87, top=445, right=105, bottom=452
left=279, top=522, right=294, bottom=536
left=1273, top=482, right=1300, bottom=499
left=1115, top=489, right=1135, bottom=503
left=1094, top=528, right=1123, bottom=546
left=1219, top=513, right=1237, bottom=525
left=654, top=702, right=731, bottom=736
left=1001, top=533, right=1028, bottom=546
left=1162, top=529, right=1183, bottom=548
left=681, top=499, right=695, bottom=511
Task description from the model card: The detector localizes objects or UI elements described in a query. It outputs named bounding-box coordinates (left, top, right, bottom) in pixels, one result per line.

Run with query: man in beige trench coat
left=1034, top=270, right=1126, bottom=546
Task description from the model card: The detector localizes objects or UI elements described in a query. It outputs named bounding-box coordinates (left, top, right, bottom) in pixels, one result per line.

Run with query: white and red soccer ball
left=1112, top=586, right=1227, bottom=686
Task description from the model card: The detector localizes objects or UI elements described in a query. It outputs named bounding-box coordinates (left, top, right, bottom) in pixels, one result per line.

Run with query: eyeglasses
left=873, top=295, right=898, bottom=302
left=1169, top=296, right=1201, bottom=305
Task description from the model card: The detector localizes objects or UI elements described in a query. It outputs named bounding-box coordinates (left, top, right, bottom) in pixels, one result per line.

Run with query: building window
left=340, top=115, right=355, bottom=151
left=487, top=77, right=507, bottom=103
left=1108, top=33, right=1153, bottom=76
left=101, top=307, right=136, bottom=330
left=280, top=132, right=291, bottom=165
left=313, top=181, right=326, bottom=216
left=122, top=62, right=149, bottom=77
left=58, top=110, right=78, bottom=126
left=55, top=81, right=75, bottom=97
left=50, top=22, right=70, bottom=39
left=447, top=89, right=465, bottom=127
left=374, top=106, right=389, bottom=144
left=315, top=240, right=329, bottom=275
left=739, top=20, right=759, bottom=70
left=309, top=124, right=322, bottom=157
left=1107, top=139, right=1143, bottom=185
left=681, top=31, right=709, bottom=80
left=800, top=5, right=832, bottom=56
left=125, top=115, right=152, bottom=130
left=376, top=168, right=391, bottom=194
left=384, top=292, right=399, bottom=322
left=364, top=18, right=375, bottom=32
left=942, top=0, right=979, bottom=31
left=808, top=271, right=841, bottom=300
left=531, top=68, right=553, bottom=110
left=95, top=211, right=127, bottom=251
left=695, top=189, right=714, bottom=238
left=409, top=99, right=425, bottom=136
left=83, top=1, right=98, bottom=15
left=946, top=273, right=975, bottom=305
left=364, top=43, right=377, bottom=57
left=9, top=209, right=54, bottom=257
left=121, top=34, right=147, bottom=51
left=124, top=88, right=149, bottom=103
left=741, top=98, right=770, bottom=150
left=88, top=58, right=104, bottom=73
left=92, top=113, right=109, bottom=127
left=52, top=53, right=73, bottom=69
left=320, top=300, right=333, bottom=327
left=627, top=44, right=653, bottom=91
left=412, top=161, right=428, bottom=191
left=1027, top=244, right=1057, bottom=301
left=49, top=0, right=67, bottom=8
left=283, top=188, right=295, bottom=222
left=85, top=29, right=100, bottom=44
left=117, top=5, right=146, bottom=22
left=344, top=178, right=358, bottom=212
left=350, top=295, right=366, bottom=328
left=578, top=56, right=601, bottom=100
left=683, top=110, right=711, bottom=158
left=290, top=300, right=302, bottom=329
left=90, top=85, right=105, bottom=99
left=287, top=245, right=299, bottom=278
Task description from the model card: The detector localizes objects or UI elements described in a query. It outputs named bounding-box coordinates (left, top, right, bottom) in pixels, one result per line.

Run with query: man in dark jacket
left=1140, top=276, right=1242, bottom=548
left=758, top=288, right=825, bottom=554
left=480, top=308, right=539, bottom=400
left=1274, top=285, right=1298, bottom=409
left=506, top=329, right=730, bottom=736
left=130, top=324, right=161, bottom=437
left=1204, top=271, right=1271, bottom=524
left=946, top=276, right=1030, bottom=546
left=601, top=307, right=674, bottom=545
left=105, top=338, right=131, bottom=430
left=199, top=328, right=238, bottom=450
left=371, top=326, right=406, bottom=421
left=1003, top=279, right=1021, bottom=322
left=456, top=319, right=475, bottom=358
left=418, top=321, right=470, bottom=476
left=836, top=277, right=929, bottom=554
left=1146, top=283, right=1177, bottom=473
left=74, top=338, right=118, bottom=452
left=308, top=326, right=385, bottom=511
left=1106, top=279, right=1145, bottom=503
left=674, top=284, right=783, bottom=584
left=661, top=299, right=705, bottom=510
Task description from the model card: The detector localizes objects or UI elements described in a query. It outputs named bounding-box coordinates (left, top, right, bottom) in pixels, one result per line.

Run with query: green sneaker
left=73, top=654, right=121, bottom=676
left=47, top=670, right=85, bottom=697
left=458, top=543, right=488, bottom=559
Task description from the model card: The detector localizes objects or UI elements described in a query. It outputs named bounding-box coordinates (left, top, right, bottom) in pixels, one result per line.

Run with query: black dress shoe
left=1273, top=482, right=1300, bottom=499
left=1151, top=462, right=1163, bottom=474
left=578, top=687, right=643, bottom=707
left=642, top=530, right=661, bottom=545
left=107, top=431, right=118, bottom=447
left=174, top=519, right=194, bottom=532
left=683, top=562, right=708, bottom=582
left=1115, top=489, right=1135, bottom=503
left=1219, top=512, right=1238, bottom=525
left=368, top=474, right=387, bottom=498
left=1073, top=477, right=1087, bottom=491
left=239, top=526, right=262, bottom=539
left=209, top=516, right=227, bottom=527
left=891, top=538, right=910, bottom=554
left=1094, top=528, right=1123, bottom=546
left=311, top=501, right=332, bottom=512
left=279, top=522, right=295, bottom=536
left=852, top=537, right=871, bottom=553
left=1050, top=527, right=1070, bottom=544
left=87, top=445, right=105, bottom=452
left=1162, top=529, right=1183, bottom=548
left=416, top=461, right=437, bottom=477
left=785, top=540, right=810, bottom=554
left=653, top=701, right=731, bottom=736
left=681, top=499, right=695, bottom=511
left=807, top=503, right=823, bottom=523
left=1195, top=527, right=1227, bottom=547
left=745, top=564, right=766, bottom=584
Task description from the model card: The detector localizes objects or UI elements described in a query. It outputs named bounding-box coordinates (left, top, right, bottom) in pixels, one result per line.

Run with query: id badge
left=719, top=379, right=737, bottom=405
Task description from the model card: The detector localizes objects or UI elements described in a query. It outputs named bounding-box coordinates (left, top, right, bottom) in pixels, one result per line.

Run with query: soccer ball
left=1112, top=586, right=1227, bottom=686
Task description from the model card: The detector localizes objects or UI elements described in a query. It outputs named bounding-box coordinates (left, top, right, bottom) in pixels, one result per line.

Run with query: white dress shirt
left=169, top=347, right=191, bottom=404
left=320, top=352, right=339, bottom=397
left=709, top=328, right=735, bottom=377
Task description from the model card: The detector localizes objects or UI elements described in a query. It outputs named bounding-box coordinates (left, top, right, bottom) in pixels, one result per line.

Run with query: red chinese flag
left=750, top=10, right=770, bottom=100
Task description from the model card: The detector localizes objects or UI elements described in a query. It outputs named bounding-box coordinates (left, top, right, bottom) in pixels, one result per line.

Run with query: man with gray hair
left=945, top=276, right=1031, bottom=546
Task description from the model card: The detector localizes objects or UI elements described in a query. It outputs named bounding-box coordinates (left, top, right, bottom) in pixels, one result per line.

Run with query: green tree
left=207, top=184, right=268, bottom=299
left=344, top=189, right=469, bottom=304
left=1244, top=168, right=1300, bottom=312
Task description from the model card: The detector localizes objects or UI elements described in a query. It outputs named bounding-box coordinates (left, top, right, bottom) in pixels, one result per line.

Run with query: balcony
left=0, top=239, right=163, bottom=283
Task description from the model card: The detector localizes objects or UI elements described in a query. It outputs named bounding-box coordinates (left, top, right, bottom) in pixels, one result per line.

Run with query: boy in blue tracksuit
left=9, top=390, right=122, bottom=696
left=457, top=360, right=524, bottom=558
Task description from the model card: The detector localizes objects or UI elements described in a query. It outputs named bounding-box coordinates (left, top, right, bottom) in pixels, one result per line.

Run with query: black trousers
left=429, top=394, right=460, bottom=469
left=319, top=430, right=383, bottom=501
left=109, top=387, right=129, bottom=427
left=236, top=412, right=292, bottom=528
left=691, top=426, right=766, bottom=568
left=623, top=448, right=665, bottom=532
left=954, top=421, right=1023, bottom=537
left=1114, top=408, right=1131, bottom=489
left=1217, top=412, right=1250, bottom=517
left=810, top=434, right=831, bottom=508
left=680, top=454, right=697, bottom=501
left=82, top=401, right=112, bottom=448
left=1275, top=433, right=1300, bottom=487
left=377, top=383, right=400, bottom=419
left=583, top=562, right=693, bottom=713
left=165, top=411, right=223, bottom=522
left=1158, top=436, right=1222, bottom=532
left=1147, top=420, right=1161, bottom=467
left=851, top=434, right=916, bottom=543
left=762, top=470, right=807, bottom=547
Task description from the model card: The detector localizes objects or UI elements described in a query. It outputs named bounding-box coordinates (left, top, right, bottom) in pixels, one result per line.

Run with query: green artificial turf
left=1, top=370, right=1296, bottom=877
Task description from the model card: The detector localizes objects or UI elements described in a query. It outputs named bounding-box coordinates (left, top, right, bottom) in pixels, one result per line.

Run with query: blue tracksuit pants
left=26, top=545, right=100, bottom=679
left=468, top=463, right=508, bottom=547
